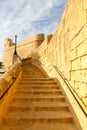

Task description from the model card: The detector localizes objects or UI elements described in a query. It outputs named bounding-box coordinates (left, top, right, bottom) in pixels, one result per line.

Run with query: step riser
left=17, top=86, right=59, bottom=89
left=1, top=117, right=73, bottom=126
left=14, top=91, right=62, bottom=95
left=7, top=106, right=69, bottom=112
left=11, top=97, right=65, bottom=102
left=19, top=82, right=57, bottom=86
left=14, top=89, right=60, bottom=92
left=20, top=78, right=55, bottom=80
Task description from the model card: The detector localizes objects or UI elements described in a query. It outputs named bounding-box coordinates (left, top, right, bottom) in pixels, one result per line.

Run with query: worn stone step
left=10, top=106, right=69, bottom=111
left=20, top=80, right=56, bottom=82
left=18, top=81, right=57, bottom=85
left=9, top=100, right=67, bottom=107
left=1, top=111, right=73, bottom=126
left=12, top=93, right=64, bottom=98
left=14, top=90, right=62, bottom=96
left=20, top=78, right=55, bottom=81
left=15, top=88, right=60, bottom=92
left=17, top=85, right=59, bottom=89
left=1, top=123, right=79, bottom=130
left=11, top=96, right=66, bottom=102
left=7, top=104, right=69, bottom=112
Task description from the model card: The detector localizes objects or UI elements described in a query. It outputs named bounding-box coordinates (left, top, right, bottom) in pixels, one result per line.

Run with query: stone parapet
left=0, top=61, right=22, bottom=98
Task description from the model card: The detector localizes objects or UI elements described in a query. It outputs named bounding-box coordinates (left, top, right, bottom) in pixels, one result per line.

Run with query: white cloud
left=0, top=0, right=67, bottom=60
left=0, top=53, right=3, bottom=61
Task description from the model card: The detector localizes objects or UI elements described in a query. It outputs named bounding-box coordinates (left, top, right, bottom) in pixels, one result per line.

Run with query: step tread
left=11, top=96, right=65, bottom=102
left=13, top=91, right=62, bottom=96
left=17, top=85, right=59, bottom=89
left=9, top=101, right=67, bottom=107
left=7, top=106, right=69, bottom=112
left=2, top=111, right=73, bottom=120
left=12, top=95, right=65, bottom=101
left=1, top=123, right=78, bottom=130
left=11, top=94, right=64, bottom=98
left=15, top=89, right=60, bottom=92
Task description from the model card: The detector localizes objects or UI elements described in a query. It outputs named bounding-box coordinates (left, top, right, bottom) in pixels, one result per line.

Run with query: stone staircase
left=0, top=63, right=82, bottom=130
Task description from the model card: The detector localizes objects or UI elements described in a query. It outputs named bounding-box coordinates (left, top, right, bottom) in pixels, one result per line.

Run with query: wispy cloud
left=0, top=0, right=67, bottom=60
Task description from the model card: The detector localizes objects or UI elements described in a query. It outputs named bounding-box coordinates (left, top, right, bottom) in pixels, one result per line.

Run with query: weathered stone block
left=70, top=49, right=77, bottom=61
left=81, top=55, right=87, bottom=69
left=75, top=82, right=87, bottom=98
left=71, top=58, right=81, bottom=70
left=81, top=70, right=87, bottom=83
left=77, top=40, right=87, bottom=57
left=71, top=70, right=82, bottom=82
left=70, top=24, right=87, bottom=50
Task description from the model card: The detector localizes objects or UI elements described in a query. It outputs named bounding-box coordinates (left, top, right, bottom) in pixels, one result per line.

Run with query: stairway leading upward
left=0, top=62, right=82, bottom=130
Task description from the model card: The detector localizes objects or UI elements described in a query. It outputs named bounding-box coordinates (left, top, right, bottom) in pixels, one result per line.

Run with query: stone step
left=7, top=102, right=69, bottom=112
left=13, top=90, right=62, bottom=96
left=1, top=111, right=73, bottom=126
left=11, top=96, right=66, bottom=102
left=17, top=85, right=59, bottom=89
left=20, top=78, right=55, bottom=81
left=12, top=93, right=64, bottom=98
left=20, top=82, right=57, bottom=85
left=9, top=100, right=67, bottom=107
left=1, top=123, right=79, bottom=130
left=15, top=88, right=60, bottom=92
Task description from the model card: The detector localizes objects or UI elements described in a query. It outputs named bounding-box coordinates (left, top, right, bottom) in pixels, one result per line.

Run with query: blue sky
left=0, top=0, right=67, bottom=61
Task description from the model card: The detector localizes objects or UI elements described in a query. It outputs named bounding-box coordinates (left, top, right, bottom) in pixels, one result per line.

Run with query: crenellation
left=4, top=38, right=14, bottom=49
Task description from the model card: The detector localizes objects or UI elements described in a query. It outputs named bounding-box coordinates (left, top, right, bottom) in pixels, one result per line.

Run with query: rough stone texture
left=2, top=0, right=87, bottom=129
left=0, top=62, right=82, bottom=130
left=36, top=0, right=87, bottom=110
left=3, top=34, right=44, bottom=68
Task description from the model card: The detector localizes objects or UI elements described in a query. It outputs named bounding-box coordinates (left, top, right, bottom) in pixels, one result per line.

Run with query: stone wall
left=37, top=0, right=87, bottom=107
left=0, top=61, right=22, bottom=98
left=3, top=34, right=44, bottom=68
left=2, top=0, right=87, bottom=108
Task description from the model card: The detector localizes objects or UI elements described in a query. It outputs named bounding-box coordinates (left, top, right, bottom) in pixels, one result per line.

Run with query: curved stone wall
left=3, top=34, right=44, bottom=68
left=36, top=0, right=87, bottom=107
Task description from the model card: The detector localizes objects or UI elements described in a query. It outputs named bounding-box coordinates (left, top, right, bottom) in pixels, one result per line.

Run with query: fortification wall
left=3, top=34, right=44, bottom=68
left=37, top=0, right=87, bottom=107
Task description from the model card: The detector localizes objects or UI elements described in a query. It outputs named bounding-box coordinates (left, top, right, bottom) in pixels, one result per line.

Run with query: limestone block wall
left=3, top=34, right=44, bottom=68
left=37, top=0, right=87, bottom=107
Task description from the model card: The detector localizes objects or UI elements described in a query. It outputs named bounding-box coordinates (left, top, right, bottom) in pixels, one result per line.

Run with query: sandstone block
left=81, top=55, right=87, bottom=69
left=74, top=82, right=87, bottom=99
left=77, top=40, right=87, bottom=57
left=71, top=58, right=81, bottom=70
left=81, top=70, right=87, bottom=83
left=71, top=70, right=82, bottom=82
left=70, top=49, right=77, bottom=61
left=70, top=24, right=87, bottom=50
